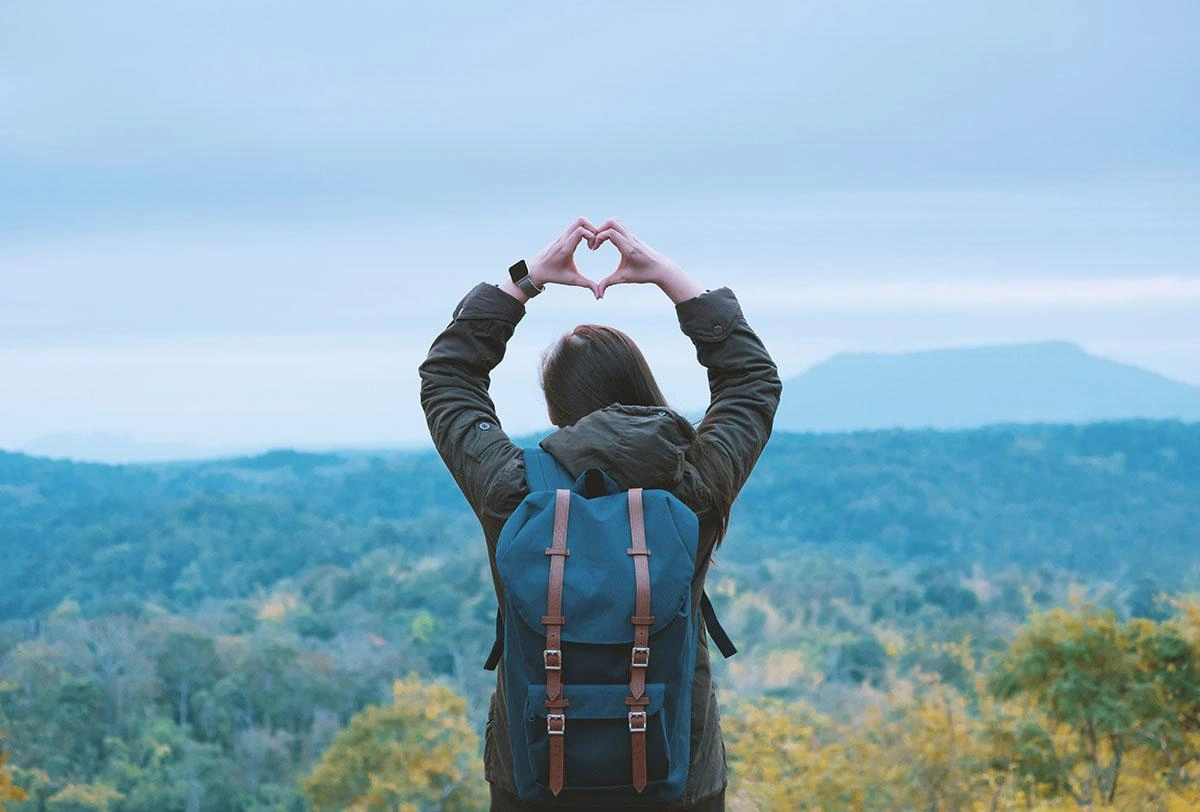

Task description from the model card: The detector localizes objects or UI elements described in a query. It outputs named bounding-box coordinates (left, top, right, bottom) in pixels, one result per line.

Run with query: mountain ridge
left=774, top=340, right=1200, bottom=433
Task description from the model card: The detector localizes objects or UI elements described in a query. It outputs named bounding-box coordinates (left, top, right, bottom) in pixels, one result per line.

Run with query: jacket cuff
left=451, top=282, right=527, bottom=323
left=675, top=286, right=742, bottom=342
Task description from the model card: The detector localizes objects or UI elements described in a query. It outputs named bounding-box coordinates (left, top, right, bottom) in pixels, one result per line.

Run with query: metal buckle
left=631, top=646, right=650, bottom=668
left=547, top=713, right=565, bottom=735
left=543, top=649, right=562, bottom=671
left=628, top=711, right=647, bottom=733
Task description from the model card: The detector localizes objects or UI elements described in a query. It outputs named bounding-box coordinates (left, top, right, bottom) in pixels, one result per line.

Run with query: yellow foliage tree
left=725, top=674, right=1001, bottom=810
left=45, top=782, right=124, bottom=811
left=727, top=602, right=1200, bottom=810
left=0, top=721, right=27, bottom=811
left=0, top=751, right=27, bottom=810
left=303, top=674, right=486, bottom=812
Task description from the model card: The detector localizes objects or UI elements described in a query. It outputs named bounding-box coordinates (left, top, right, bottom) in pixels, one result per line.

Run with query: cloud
left=734, top=276, right=1200, bottom=313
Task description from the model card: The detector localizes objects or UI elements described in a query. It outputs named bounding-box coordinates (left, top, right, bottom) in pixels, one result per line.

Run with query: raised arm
left=673, top=281, right=782, bottom=508
left=417, top=218, right=600, bottom=532
left=590, top=219, right=784, bottom=544
left=418, top=280, right=526, bottom=528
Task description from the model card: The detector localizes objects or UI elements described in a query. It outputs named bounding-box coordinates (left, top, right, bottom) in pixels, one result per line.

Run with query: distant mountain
left=15, top=343, right=1199, bottom=461
left=774, top=341, right=1200, bottom=432
left=13, top=433, right=430, bottom=465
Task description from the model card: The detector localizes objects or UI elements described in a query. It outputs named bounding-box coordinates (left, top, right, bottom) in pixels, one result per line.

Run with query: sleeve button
left=712, top=324, right=724, bottom=335
left=479, top=421, right=492, bottom=431
left=656, top=410, right=668, bottom=417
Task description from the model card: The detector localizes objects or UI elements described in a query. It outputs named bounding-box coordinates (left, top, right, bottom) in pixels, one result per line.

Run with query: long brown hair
left=538, top=324, right=737, bottom=545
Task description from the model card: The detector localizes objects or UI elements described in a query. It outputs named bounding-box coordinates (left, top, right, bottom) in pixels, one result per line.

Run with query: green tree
left=1127, top=574, right=1172, bottom=621
left=93, top=719, right=242, bottom=812
left=303, top=674, right=484, bottom=811
left=989, top=603, right=1200, bottom=805
left=156, top=630, right=220, bottom=730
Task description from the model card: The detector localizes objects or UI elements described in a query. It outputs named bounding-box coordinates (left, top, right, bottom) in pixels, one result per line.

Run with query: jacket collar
left=539, top=404, right=697, bottom=491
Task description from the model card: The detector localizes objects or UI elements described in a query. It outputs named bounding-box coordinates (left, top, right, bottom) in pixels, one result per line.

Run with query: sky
left=2, top=1, right=1198, bottom=459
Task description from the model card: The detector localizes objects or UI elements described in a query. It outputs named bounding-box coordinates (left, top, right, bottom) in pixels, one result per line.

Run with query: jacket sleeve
left=418, top=282, right=527, bottom=535
left=675, top=287, right=783, bottom=502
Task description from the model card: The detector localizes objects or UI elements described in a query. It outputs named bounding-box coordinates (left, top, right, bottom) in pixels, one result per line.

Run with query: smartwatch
left=508, top=259, right=544, bottom=298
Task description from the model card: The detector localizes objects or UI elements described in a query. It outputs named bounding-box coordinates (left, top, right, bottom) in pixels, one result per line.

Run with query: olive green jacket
left=418, top=280, right=782, bottom=807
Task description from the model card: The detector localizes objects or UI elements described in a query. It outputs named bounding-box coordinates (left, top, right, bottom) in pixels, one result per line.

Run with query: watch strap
left=516, top=273, right=544, bottom=297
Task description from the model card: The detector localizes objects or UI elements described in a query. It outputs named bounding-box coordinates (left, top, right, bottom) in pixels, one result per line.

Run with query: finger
left=596, top=270, right=626, bottom=299
left=598, top=218, right=631, bottom=238
left=566, top=272, right=599, bottom=297
left=559, top=223, right=596, bottom=252
left=564, top=216, right=600, bottom=246
left=568, top=225, right=596, bottom=251
left=593, top=227, right=633, bottom=253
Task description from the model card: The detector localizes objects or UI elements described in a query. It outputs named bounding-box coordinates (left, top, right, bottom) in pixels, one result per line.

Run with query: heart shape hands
left=528, top=217, right=682, bottom=300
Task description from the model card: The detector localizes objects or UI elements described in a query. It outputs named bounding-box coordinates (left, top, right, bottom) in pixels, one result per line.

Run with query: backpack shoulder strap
left=701, top=590, right=737, bottom=658
left=523, top=446, right=575, bottom=492
left=484, top=607, right=504, bottom=671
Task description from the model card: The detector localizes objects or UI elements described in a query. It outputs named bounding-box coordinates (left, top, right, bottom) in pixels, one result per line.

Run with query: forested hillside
left=1, top=421, right=1198, bottom=809
left=2, top=420, right=1197, bottom=620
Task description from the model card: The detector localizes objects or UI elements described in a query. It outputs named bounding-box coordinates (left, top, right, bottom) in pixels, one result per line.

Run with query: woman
left=418, top=217, right=783, bottom=810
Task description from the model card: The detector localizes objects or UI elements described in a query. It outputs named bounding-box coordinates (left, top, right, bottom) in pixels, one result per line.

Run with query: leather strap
left=543, top=488, right=571, bottom=796
left=482, top=448, right=575, bottom=672
left=625, top=487, right=652, bottom=793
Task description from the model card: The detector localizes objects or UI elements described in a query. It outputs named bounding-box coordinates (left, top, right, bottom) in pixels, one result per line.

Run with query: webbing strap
left=543, top=488, right=571, bottom=796
left=625, top=487, right=652, bottom=793
left=483, top=608, right=503, bottom=671
left=701, top=591, right=737, bottom=658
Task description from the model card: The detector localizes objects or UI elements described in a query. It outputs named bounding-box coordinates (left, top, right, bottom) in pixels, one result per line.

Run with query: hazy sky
left=2, top=1, right=1198, bottom=456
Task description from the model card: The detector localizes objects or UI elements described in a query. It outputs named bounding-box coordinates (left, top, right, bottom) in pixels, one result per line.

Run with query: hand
left=590, top=218, right=683, bottom=299
left=526, top=217, right=602, bottom=297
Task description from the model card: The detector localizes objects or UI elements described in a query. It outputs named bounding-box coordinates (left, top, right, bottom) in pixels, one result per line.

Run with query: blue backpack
left=484, top=447, right=736, bottom=804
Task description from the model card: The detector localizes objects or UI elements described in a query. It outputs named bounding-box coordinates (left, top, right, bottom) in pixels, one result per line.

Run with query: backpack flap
left=495, top=487, right=698, bottom=645
left=485, top=454, right=652, bottom=670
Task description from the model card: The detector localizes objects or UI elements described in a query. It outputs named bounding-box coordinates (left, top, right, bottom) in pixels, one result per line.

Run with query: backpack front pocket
left=524, top=681, right=669, bottom=790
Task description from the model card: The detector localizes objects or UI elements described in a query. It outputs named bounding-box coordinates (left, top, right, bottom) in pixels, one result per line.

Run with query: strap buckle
left=631, top=646, right=650, bottom=668
left=628, top=711, right=647, bottom=733
left=543, top=649, right=562, bottom=671
left=547, top=713, right=565, bottom=735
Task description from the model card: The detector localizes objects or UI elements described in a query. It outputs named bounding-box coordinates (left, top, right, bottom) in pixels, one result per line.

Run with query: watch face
left=508, top=259, right=528, bottom=283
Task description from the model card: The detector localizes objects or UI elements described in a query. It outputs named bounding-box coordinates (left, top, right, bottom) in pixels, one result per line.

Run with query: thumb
left=597, top=270, right=624, bottom=299
left=572, top=272, right=600, bottom=299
